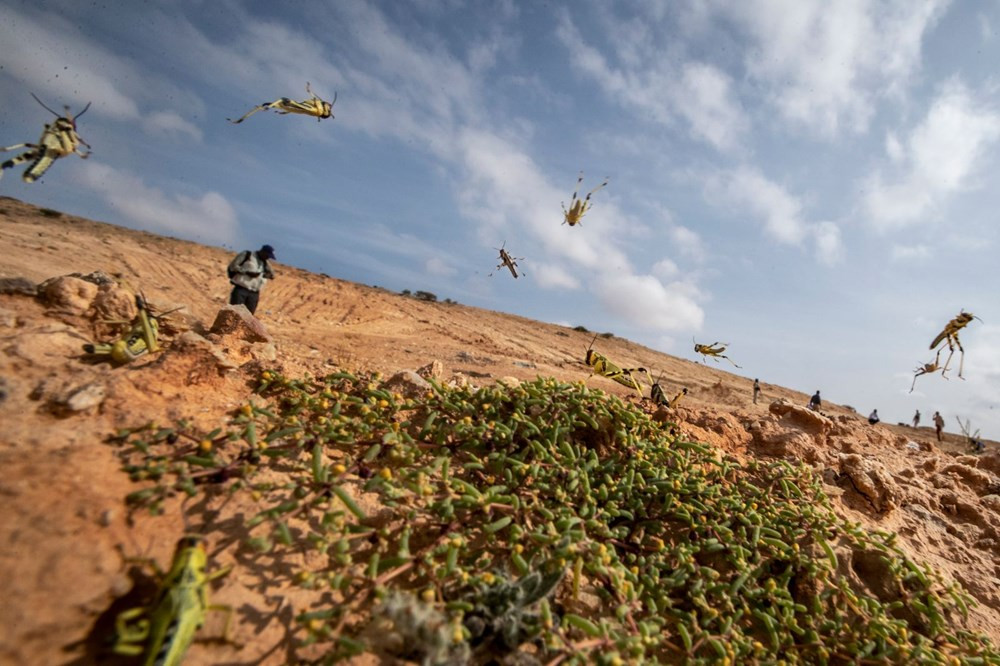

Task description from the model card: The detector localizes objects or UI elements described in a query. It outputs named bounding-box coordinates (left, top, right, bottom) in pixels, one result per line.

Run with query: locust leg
left=23, top=148, right=59, bottom=182
left=228, top=101, right=280, bottom=124
left=112, top=606, right=151, bottom=654
left=720, top=355, right=742, bottom=369
left=940, top=341, right=957, bottom=378
left=0, top=142, right=36, bottom=152
left=1, top=148, right=39, bottom=178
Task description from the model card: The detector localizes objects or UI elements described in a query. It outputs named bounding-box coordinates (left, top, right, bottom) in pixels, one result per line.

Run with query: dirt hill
left=2, top=196, right=1000, bottom=664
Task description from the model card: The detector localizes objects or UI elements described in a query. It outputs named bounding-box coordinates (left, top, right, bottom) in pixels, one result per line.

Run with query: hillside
left=2, top=196, right=1000, bottom=664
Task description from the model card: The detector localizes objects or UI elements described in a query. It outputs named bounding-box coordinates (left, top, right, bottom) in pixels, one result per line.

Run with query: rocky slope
left=1, top=196, right=998, bottom=664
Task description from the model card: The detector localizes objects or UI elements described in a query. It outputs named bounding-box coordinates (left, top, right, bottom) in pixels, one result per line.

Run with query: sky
left=2, top=0, right=999, bottom=439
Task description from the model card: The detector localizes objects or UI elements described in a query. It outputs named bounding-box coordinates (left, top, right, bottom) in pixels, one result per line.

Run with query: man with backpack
left=227, top=244, right=275, bottom=315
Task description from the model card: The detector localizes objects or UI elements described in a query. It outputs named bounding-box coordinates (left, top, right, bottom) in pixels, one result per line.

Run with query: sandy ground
left=2, top=195, right=999, bottom=664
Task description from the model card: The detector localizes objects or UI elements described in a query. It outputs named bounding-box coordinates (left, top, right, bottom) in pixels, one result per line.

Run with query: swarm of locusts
left=112, top=370, right=999, bottom=664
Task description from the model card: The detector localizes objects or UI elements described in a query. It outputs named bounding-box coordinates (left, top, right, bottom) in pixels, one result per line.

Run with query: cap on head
left=260, top=244, right=275, bottom=259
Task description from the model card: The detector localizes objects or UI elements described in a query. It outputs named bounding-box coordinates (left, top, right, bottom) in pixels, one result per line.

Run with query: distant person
left=912, top=410, right=920, bottom=428
left=974, top=438, right=986, bottom=453
left=753, top=378, right=761, bottom=404
left=227, top=244, right=276, bottom=315
left=868, top=409, right=880, bottom=425
left=808, top=391, right=821, bottom=411
left=933, top=411, right=945, bottom=441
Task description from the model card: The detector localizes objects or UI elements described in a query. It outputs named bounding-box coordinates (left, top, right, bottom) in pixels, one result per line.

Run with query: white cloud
left=652, top=258, right=679, bottom=280
left=0, top=6, right=139, bottom=119
left=980, top=12, right=995, bottom=42
left=674, top=63, right=748, bottom=151
left=864, top=80, right=1000, bottom=231
left=890, top=244, right=931, bottom=261
left=143, top=111, right=203, bottom=141
left=530, top=264, right=580, bottom=289
left=669, top=226, right=706, bottom=262
left=885, top=132, right=904, bottom=163
left=425, top=257, right=457, bottom=277
left=705, top=167, right=843, bottom=263
left=812, top=221, right=844, bottom=266
left=594, top=273, right=704, bottom=332
left=721, top=0, right=950, bottom=136
left=556, top=12, right=746, bottom=152
left=707, top=167, right=808, bottom=244
left=453, top=128, right=706, bottom=332
left=74, top=161, right=238, bottom=245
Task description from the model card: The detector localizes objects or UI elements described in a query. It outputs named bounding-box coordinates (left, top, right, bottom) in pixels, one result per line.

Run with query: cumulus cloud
left=705, top=167, right=843, bottom=264
left=812, top=222, right=843, bottom=266
left=143, top=111, right=203, bottom=141
left=0, top=6, right=139, bottom=119
left=425, top=257, right=457, bottom=277
left=74, top=161, right=238, bottom=245
left=652, top=258, right=680, bottom=280
left=593, top=273, right=704, bottom=332
left=530, top=264, right=580, bottom=290
left=720, top=0, right=950, bottom=136
left=716, top=167, right=808, bottom=244
left=556, top=12, right=746, bottom=152
left=669, top=226, right=706, bottom=262
left=864, top=80, right=1000, bottom=231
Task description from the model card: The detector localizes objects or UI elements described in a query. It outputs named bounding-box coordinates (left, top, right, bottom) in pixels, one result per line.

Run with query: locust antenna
left=30, top=92, right=61, bottom=117
left=74, top=101, right=92, bottom=120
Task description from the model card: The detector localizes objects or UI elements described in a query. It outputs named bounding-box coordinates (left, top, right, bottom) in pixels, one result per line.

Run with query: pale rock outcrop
left=210, top=305, right=273, bottom=343
left=39, top=276, right=98, bottom=314
left=91, top=283, right=138, bottom=322
left=381, top=370, right=432, bottom=398
left=838, top=453, right=900, bottom=514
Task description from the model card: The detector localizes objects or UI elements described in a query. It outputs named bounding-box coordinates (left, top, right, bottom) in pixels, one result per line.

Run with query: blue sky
left=3, top=0, right=1000, bottom=438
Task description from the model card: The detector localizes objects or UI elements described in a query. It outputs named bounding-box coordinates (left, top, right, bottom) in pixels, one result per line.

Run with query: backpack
left=227, top=251, right=252, bottom=279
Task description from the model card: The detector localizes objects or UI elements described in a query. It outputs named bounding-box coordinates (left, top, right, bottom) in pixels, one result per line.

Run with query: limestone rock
left=941, top=463, right=1000, bottom=495
left=416, top=360, right=444, bottom=380
left=39, top=276, right=98, bottom=314
left=381, top=370, right=432, bottom=398
left=769, top=399, right=832, bottom=436
left=839, top=453, right=900, bottom=514
left=209, top=305, right=273, bottom=343
left=91, top=283, right=137, bottom=322
left=59, top=382, right=106, bottom=413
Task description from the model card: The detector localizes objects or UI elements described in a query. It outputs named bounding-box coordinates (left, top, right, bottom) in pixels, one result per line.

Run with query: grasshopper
left=83, top=294, right=179, bottom=364
left=1, top=93, right=91, bottom=182
left=111, top=535, right=232, bottom=665
left=584, top=334, right=650, bottom=397
left=561, top=171, right=608, bottom=226
left=228, top=82, right=336, bottom=124
left=929, top=310, right=981, bottom=380
left=693, top=339, right=742, bottom=368
left=488, top=241, right=524, bottom=278
left=650, top=371, right=688, bottom=409
left=909, top=350, right=944, bottom=393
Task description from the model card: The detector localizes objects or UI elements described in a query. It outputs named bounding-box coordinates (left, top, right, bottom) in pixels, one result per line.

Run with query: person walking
left=752, top=378, right=761, bottom=404
left=933, top=411, right=945, bottom=441
left=808, top=390, right=821, bottom=411
left=912, top=410, right=920, bottom=428
left=227, top=244, right=275, bottom=315
left=868, top=409, right=880, bottom=425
